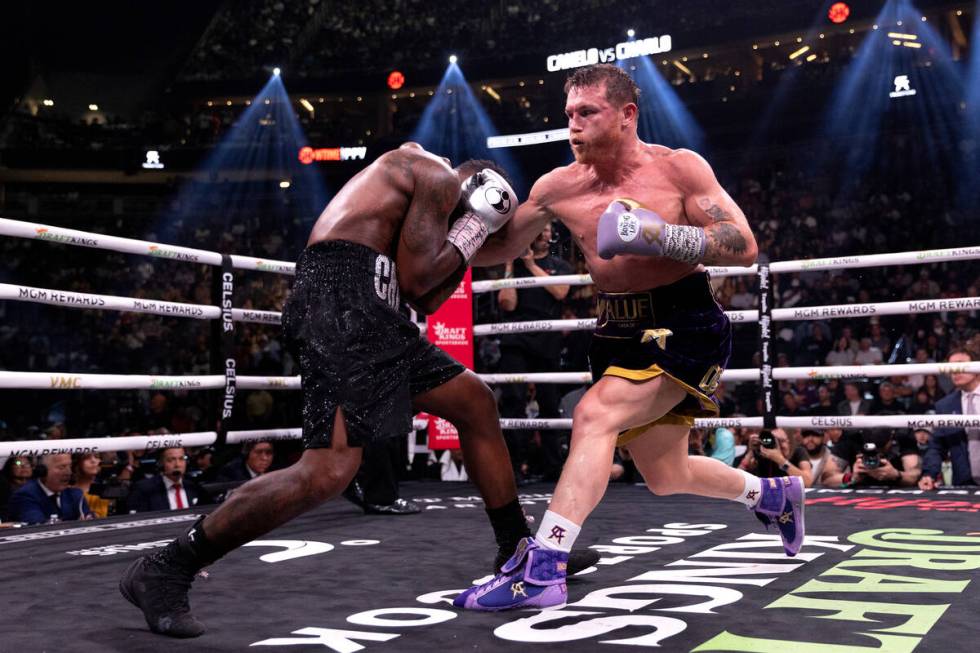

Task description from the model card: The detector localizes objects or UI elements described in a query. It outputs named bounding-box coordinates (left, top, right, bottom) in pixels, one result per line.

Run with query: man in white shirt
left=854, top=337, right=883, bottom=366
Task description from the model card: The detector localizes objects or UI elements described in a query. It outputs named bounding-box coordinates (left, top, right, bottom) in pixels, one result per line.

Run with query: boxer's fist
left=596, top=199, right=705, bottom=264
left=460, top=169, right=517, bottom=234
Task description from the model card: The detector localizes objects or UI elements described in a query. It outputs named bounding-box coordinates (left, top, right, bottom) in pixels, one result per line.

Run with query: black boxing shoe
left=119, top=542, right=205, bottom=638
left=493, top=543, right=599, bottom=577
left=363, top=498, right=422, bottom=515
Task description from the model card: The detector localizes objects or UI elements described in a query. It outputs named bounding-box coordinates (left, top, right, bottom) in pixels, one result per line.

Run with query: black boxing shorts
left=281, top=240, right=464, bottom=448
left=589, top=272, right=732, bottom=446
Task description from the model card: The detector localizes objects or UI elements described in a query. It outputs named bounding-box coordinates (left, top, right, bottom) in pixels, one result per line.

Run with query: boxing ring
left=1, top=216, right=980, bottom=651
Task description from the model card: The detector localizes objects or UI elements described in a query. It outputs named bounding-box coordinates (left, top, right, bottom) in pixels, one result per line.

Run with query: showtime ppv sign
left=297, top=146, right=367, bottom=164
left=425, top=269, right=473, bottom=449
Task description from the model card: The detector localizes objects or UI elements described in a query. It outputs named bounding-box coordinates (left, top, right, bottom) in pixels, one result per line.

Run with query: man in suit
left=129, top=447, right=208, bottom=512
left=920, top=350, right=980, bottom=489
left=8, top=453, right=92, bottom=524
left=215, top=441, right=274, bottom=483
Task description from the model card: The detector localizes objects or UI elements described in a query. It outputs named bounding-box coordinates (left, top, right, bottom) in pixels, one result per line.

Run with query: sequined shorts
left=589, top=272, right=732, bottom=445
left=281, top=240, right=464, bottom=448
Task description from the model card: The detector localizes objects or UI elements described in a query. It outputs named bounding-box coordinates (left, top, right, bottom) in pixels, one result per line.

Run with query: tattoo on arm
left=705, top=222, right=748, bottom=260
left=697, top=197, right=733, bottom=223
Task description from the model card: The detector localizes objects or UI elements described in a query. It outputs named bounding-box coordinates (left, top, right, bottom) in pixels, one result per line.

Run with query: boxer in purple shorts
left=457, top=64, right=805, bottom=611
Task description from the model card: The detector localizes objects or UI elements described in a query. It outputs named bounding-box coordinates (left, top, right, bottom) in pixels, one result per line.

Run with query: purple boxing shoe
left=454, top=538, right=567, bottom=611
left=753, top=476, right=805, bottom=556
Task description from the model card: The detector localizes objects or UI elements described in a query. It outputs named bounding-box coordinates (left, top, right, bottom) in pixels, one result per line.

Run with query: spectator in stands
left=780, top=392, right=806, bottom=417
left=909, top=388, right=935, bottom=413
left=71, top=453, right=111, bottom=518
left=738, top=428, right=812, bottom=486
left=8, top=453, right=92, bottom=524
left=1, top=456, right=33, bottom=521
left=919, top=350, right=980, bottom=489
left=904, top=348, right=933, bottom=390
left=801, top=429, right=834, bottom=487
left=921, top=374, right=942, bottom=405
left=838, top=382, right=871, bottom=416
left=826, top=336, right=856, bottom=367
left=703, top=428, right=736, bottom=466
left=188, top=447, right=215, bottom=481
left=129, top=447, right=208, bottom=512
left=912, top=428, right=932, bottom=457
left=871, top=382, right=906, bottom=414
left=215, top=441, right=275, bottom=482
left=867, top=319, right=891, bottom=358
left=854, top=337, right=884, bottom=366
left=808, top=384, right=837, bottom=416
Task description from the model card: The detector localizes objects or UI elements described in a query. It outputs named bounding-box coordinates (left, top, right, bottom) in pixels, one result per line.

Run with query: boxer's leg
left=120, top=409, right=361, bottom=638
left=626, top=425, right=804, bottom=557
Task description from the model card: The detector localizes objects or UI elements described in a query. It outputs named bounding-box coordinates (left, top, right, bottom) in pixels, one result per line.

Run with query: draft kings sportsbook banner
left=425, top=268, right=473, bottom=449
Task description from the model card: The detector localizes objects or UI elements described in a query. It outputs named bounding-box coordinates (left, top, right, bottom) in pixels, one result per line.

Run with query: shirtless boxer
left=455, top=64, right=805, bottom=611
left=120, top=143, right=596, bottom=637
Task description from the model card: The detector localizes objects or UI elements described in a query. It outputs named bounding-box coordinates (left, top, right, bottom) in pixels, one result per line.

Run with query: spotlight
left=88, top=103, right=99, bottom=111
left=449, top=55, right=458, bottom=64
left=627, top=28, right=635, bottom=37
left=42, top=99, right=54, bottom=107
left=279, top=180, right=290, bottom=189
left=273, top=67, right=281, bottom=76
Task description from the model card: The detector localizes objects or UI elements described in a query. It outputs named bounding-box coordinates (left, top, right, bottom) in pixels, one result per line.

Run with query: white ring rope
left=0, top=282, right=282, bottom=325
left=472, top=246, right=980, bottom=293
left=473, top=297, right=980, bottom=335
left=3, top=218, right=980, bottom=461
left=0, top=217, right=295, bottom=275
left=5, top=413, right=977, bottom=458
left=0, top=372, right=302, bottom=391
left=4, top=361, right=980, bottom=391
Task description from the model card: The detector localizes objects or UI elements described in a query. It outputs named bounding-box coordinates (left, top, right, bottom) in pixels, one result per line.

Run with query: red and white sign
left=297, top=146, right=367, bottom=164
left=425, top=269, right=473, bottom=449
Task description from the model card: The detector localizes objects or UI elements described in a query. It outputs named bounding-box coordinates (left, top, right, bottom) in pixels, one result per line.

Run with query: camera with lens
left=861, top=442, right=880, bottom=469
left=759, top=430, right=777, bottom=449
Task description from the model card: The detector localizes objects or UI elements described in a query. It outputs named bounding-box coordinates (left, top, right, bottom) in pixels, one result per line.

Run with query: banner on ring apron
left=425, top=268, right=474, bottom=450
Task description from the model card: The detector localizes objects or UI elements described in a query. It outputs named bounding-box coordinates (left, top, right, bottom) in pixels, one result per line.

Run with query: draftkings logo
left=431, top=321, right=468, bottom=345
left=147, top=245, right=200, bottom=262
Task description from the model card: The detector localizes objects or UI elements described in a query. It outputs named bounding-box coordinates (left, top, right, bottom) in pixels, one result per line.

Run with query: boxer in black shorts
left=120, top=143, right=597, bottom=637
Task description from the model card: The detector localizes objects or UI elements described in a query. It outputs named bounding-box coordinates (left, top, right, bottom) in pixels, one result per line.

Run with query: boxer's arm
left=408, top=263, right=467, bottom=315
left=397, top=160, right=466, bottom=301
left=675, top=150, right=758, bottom=267
left=471, top=176, right=554, bottom=267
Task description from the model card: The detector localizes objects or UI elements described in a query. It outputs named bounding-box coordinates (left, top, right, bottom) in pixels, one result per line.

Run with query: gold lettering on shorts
left=596, top=296, right=653, bottom=326
left=699, top=364, right=723, bottom=395
left=640, top=328, right=673, bottom=351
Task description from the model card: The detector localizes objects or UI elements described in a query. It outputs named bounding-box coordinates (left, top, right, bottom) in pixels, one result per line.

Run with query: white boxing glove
left=447, top=168, right=518, bottom=261
left=460, top=168, right=518, bottom=233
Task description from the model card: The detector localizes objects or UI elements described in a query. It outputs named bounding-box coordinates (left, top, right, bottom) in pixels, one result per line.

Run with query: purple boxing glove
left=596, top=199, right=706, bottom=264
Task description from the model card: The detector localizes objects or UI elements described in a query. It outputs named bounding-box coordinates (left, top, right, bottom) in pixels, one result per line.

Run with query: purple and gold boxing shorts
left=589, top=272, right=732, bottom=445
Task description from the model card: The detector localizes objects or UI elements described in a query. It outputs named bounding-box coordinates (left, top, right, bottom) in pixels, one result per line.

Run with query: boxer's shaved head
left=564, top=64, right=640, bottom=107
